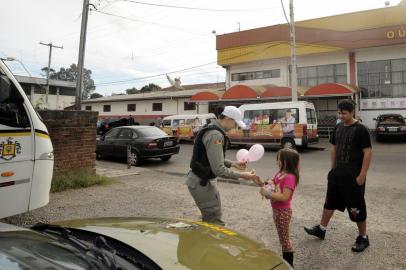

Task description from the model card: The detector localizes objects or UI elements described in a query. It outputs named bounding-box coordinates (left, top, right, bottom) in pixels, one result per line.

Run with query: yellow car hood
left=55, top=217, right=289, bottom=270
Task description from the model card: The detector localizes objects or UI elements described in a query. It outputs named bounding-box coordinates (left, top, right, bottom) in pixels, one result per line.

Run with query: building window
left=297, top=63, right=347, bottom=87
left=127, top=104, right=136, bottom=112
left=152, top=103, right=162, bottom=111
left=231, top=69, right=281, bottom=81
left=85, top=106, right=92, bottom=111
left=357, top=58, right=406, bottom=98
left=103, top=105, right=111, bottom=112
left=184, top=102, right=196, bottom=111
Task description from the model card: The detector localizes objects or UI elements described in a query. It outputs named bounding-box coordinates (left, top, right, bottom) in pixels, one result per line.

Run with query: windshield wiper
left=31, top=223, right=120, bottom=270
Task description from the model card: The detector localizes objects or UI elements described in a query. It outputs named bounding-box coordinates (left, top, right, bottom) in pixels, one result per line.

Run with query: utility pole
left=39, top=42, right=63, bottom=108
left=289, top=0, right=298, bottom=101
left=76, top=0, right=91, bottom=110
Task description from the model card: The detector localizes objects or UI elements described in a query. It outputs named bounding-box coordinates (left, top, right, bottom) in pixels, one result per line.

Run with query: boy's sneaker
left=352, top=235, right=369, bottom=252
left=304, top=225, right=326, bottom=240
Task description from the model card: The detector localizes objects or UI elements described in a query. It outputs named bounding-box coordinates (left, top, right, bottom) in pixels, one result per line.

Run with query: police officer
left=186, top=106, right=260, bottom=226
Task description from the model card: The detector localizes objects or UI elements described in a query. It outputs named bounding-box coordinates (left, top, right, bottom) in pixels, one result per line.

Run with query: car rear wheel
left=376, top=134, right=382, bottom=142
left=130, top=151, right=141, bottom=166
left=226, top=137, right=232, bottom=149
left=96, top=152, right=103, bottom=159
left=281, top=138, right=296, bottom=149
left=160, top=156, right=171, bottom=162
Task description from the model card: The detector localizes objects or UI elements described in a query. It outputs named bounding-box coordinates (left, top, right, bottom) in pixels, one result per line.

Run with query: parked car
left=97, top=126, right=180, bottom=165
left=0, top=217, right=291, bottom=270
left=374, top=114, right=406, bottom=142
left=97, top=118, right=139, bottom=135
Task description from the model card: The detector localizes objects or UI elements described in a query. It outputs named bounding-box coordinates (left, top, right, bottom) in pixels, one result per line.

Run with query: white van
left=227, top=101, right=318, bottom=149
left=0, top=59, right=54, bottom=218
left=161, top=113, right=217, bottom=139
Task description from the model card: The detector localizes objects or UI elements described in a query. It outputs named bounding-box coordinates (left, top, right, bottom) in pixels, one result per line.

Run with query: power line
left=96, top=61, right=218, bottom=86
left=92, top=9, right=209, bottom=35
left=280, top=0, right=290, bottom=25
left=120, top=0, right=279, bottom=12
left=95, top=42, right=286, bottom=86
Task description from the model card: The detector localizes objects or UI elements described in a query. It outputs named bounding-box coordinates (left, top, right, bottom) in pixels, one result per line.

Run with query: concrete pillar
left=349, top=52, right=356, bottom=85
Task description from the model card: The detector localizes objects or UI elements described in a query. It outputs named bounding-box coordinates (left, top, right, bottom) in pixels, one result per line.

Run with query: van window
left=243, top=108, right=298, bottom=128
left=173, top=119, right=181, bottom=128
left=162, top=120, right=171, bottom=126
left=0, top=75, right=30, bottom=128
left=306, top=108, right=317, bottom=124
left=275, top=108, right=299, bottom=124
left=186, top=118, right=202, bottom=126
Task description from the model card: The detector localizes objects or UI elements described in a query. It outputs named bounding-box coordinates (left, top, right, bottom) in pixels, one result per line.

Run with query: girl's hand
left=274, top=184, right=281, bottom=194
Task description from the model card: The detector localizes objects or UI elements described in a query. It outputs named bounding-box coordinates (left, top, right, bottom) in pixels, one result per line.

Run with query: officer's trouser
left=186, top=171, right=224, bottom=226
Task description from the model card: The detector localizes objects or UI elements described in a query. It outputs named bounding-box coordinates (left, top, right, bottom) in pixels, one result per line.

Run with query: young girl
left=260, top=148, right=300, bottom=268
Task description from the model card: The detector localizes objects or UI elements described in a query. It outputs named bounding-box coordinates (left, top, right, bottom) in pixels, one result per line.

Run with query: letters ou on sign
left=386, top=28, right=406, bottom=39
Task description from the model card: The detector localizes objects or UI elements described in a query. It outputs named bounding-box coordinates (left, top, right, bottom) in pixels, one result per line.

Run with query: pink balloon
left=236, top=149, right=249, bottom=162
left=248, top=144, right=265, bottom=162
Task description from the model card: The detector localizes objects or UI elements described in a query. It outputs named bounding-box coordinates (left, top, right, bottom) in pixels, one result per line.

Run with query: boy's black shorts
left=324, top=168, right=367, bottom=222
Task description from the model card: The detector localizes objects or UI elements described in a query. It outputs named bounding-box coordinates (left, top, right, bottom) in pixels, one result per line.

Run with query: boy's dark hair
left=338, top=99, right=356, bottom=112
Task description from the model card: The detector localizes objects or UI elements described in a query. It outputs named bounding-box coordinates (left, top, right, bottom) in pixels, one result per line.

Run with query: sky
left=0, top=0, right=402, bottom=96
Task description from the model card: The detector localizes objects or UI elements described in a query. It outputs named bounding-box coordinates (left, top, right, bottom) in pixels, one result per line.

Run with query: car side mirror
left=373, top=118, right=377, bottom=121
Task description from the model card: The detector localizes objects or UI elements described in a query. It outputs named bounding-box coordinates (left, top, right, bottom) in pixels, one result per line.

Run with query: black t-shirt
left=330, top=121, right=371, bottom=172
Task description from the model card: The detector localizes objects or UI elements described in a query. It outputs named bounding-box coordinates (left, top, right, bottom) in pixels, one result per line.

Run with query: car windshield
left=137, top=127, right=168, bottom=137
left=0, top=232, right=102, bottom=269
left=379, top=115, right=405, bottom=124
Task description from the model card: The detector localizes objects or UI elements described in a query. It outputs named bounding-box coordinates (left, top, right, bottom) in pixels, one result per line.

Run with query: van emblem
left=0, top=137, right=22, bottom=161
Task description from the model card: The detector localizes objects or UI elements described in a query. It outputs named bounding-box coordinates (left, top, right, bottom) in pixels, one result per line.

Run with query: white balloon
left=236, top=149, right=249, bottom=162
left=248, top=144, right=265, bottom=162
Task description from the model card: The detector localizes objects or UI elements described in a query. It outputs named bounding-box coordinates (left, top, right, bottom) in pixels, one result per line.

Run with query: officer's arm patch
left=213, top=140, right=223, bottom=145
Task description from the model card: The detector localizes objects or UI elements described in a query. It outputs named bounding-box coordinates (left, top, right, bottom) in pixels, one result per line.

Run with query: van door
left=0, top=74, right=34, bottom=218
left=306, top=108, right=318, bottom=141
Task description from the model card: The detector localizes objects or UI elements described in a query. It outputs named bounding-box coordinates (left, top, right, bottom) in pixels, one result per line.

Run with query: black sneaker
left=304, top=225, right=326, bottom=240
left=352, top=235, right=369, bottom=252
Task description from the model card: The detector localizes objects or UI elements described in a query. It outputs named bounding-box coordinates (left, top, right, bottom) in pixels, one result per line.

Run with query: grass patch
left=51, top=169, right=113, bottom=193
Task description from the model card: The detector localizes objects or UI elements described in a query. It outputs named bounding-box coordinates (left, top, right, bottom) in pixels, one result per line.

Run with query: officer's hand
left=232, top=161, right=247, bottom=171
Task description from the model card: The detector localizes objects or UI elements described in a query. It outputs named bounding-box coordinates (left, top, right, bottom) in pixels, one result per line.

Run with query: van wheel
left=281, top=138, right=296, bottom=149
left=130, top=151, right=141, bottom=166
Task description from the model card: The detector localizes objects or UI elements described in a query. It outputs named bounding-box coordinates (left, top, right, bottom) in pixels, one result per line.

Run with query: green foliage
left=51, top=169, right=113, bottom=193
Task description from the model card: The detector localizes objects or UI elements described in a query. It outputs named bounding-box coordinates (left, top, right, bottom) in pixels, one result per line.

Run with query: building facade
left=81, top=84, right=225, bottom=124
left=216, top=4, right=406, bottom=129
left=16, top=75, right=76, bottom=110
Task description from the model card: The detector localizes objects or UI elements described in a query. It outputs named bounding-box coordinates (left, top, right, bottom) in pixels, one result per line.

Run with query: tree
left=42, top=64, right=96, bottom=99
left=41, top=67, right=56, bottom=78
left=140, top=83, right=162, bottom=93
left=125, top=87, right=138, bottom=94
left=90, top=93, right=103, bottom=99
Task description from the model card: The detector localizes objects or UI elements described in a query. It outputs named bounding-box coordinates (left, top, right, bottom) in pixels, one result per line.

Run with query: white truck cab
left=0, top=59, right=54, bottom=218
